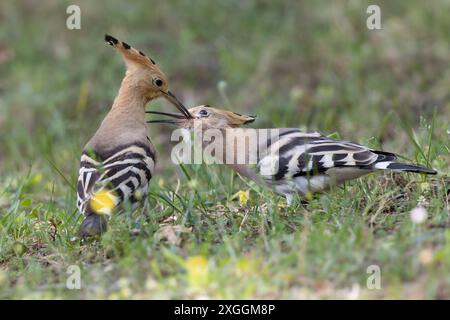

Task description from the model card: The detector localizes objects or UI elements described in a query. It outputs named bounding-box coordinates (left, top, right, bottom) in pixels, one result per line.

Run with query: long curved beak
left=146, top=109, right=187, bottom=125
left=162, top=90, right=192, bottom=119
left=145, top=110, right=185, bottom=119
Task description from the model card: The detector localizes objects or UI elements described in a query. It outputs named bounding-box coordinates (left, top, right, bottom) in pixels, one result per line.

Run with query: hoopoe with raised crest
left=148, top=105, right=437, bottom=204
left=77, top=35, right=192, bottom=237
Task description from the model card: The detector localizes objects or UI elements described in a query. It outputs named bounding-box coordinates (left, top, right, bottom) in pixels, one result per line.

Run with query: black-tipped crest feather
left=105, top=34, right=118, bottom=46
left=104, top=34, right=157, bottom=66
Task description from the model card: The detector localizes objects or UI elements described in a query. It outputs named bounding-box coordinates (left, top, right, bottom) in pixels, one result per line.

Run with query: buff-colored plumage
left=148, top=105, right=436, bottom=204
left=77, top=35, right=189, bottom=237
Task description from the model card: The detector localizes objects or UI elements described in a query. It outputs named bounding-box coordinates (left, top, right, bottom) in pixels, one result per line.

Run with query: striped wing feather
left=260, top=130, right=396, bottom=180
left=76, top=143, right=154, bottom=215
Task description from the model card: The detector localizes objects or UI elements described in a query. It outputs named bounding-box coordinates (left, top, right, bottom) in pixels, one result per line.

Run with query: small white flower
left=410, top=206, right=428, bottom=224
left=290, top=86, right=304, bottom=102
left=217, top=80, right=227, bottom=91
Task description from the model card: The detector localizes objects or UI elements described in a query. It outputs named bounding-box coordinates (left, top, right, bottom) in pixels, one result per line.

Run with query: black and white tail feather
left=257, top=129, right=437, bottom=203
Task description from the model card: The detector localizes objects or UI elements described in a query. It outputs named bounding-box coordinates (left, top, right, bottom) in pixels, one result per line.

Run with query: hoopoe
left=147, top=105, right=437, bottom=204
left=77, top=35, right=191, bottom=237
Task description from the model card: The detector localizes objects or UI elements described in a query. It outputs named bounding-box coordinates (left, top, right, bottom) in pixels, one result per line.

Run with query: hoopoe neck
left=198, top=128, right=257, bottom=161
left=110, top=74, right=148, bottom=121
left=196, top=128, right=265, bottom=184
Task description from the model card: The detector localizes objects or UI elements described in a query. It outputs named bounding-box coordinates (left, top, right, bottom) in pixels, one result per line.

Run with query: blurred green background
left=0, top=0, right=449, bottom=299
left=1, top=0, right=449, bottom=175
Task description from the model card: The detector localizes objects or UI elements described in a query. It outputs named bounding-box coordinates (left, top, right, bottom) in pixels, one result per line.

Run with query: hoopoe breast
left=76, top=141, right=155, bottom=216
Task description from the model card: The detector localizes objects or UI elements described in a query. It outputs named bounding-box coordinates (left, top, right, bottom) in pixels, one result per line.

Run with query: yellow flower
left=30, top=173, right=43, bottom=186
left=133, top=189, right=143, bottom=201
left=158, top=178, right=165, bottom=188
left=305, top=192, right=314, bottom=200
left=238, top=190, right=249, bottom=206
left=185, top=256, right=209, bottom=288
left=420, top=182, right=430, bottom=192
left=89, top=189, right=118, bottom=215
left=236, top=258, right=255, bottom=276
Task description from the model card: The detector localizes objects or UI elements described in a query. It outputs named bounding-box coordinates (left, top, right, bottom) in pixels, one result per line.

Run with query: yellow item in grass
left=89, top=189, right=118, bottom=215
left=238, top=190, right=249, bottom=206
left=420, top=182, right=430, bottom=192
left=185, top=256, right=209, bottom=288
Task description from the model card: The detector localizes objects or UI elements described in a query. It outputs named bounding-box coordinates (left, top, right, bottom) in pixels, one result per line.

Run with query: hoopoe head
left=147, top=105, right=256, bottom=129
left=105, top=34, right=191, bottom=117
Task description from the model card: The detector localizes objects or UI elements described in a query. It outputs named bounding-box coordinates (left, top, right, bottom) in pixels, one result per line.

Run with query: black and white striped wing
left=258, top=130, right=396, bottom=181
left=256, top=128, right=435, bottom=201
left=76, top=143, right=155, bottom=216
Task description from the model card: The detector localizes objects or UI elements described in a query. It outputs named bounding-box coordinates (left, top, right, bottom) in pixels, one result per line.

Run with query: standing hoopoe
left=77, top=35, right=191, bottom=237
left=147, top=105, right=437, bottom=204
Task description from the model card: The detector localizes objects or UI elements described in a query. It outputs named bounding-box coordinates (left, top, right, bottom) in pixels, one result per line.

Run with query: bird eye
left=198, top=109, right=209, bottom=117
left=153, top=78, right=163, bottom=87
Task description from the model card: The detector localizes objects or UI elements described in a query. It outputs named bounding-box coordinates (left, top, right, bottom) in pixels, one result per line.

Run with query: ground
left=0, top=0, right=449, bottom=299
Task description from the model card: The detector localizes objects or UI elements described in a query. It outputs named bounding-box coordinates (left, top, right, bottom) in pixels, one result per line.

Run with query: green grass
left=0, top=0, right=449, bottom=299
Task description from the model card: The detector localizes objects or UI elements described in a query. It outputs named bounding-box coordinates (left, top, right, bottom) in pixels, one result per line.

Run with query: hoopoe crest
left=104, top=34, right=190, bottom=116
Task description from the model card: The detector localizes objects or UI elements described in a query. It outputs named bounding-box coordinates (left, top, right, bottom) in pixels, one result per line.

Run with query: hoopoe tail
left=373, top=161, right=437, bottom=175
left=79, top=214, right=108, bottom=238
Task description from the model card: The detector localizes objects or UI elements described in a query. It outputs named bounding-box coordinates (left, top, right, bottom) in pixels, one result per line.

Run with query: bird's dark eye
left=154, top=78, right=163, bottom=87
left=198, top=109, right=209, bottom=117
